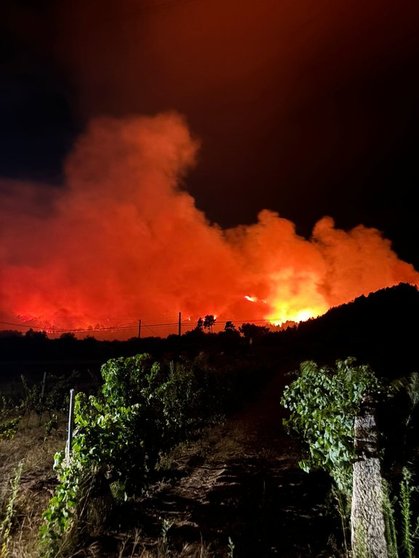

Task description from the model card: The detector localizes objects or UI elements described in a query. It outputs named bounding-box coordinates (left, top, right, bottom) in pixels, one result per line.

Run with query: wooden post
left=351, top=396, right=388, bottom=557
left=66, top=389, right=75, bottom=463
left=138, top=319, right=142, bottom=339
left=40, top=371, right=47, bottom=403
left=178, top=312, right=182, bottom=336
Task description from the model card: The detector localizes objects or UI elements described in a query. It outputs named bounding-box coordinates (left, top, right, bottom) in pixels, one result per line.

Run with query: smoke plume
left=1, top=113, right=418, bottom=336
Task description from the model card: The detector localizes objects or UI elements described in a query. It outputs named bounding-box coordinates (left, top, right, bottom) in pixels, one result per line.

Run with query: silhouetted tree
left=25, top=329, right=48, bottom=340
left=203, top=315, right=216, bottom=332
left=59, top=332, right=77, bottom=341
left=239, top=323, right=270, bottom=340
left=0, top=330, right=23, bottom=338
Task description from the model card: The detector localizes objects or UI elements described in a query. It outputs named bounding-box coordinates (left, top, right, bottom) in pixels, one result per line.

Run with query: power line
left=0, top=320, right=34, bottom=329
left=0, top=320, right=136, bottom=333
left=0, top=314, right=292, bottom=337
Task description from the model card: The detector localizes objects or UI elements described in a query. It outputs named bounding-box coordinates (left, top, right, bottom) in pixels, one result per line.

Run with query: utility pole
left=138, top=319, right=142, bottom=339
left=178, top=312, right=182, bottom=336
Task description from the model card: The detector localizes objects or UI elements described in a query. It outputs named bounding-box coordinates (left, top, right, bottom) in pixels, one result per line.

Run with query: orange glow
left=1, top=114, right=418, bottom=337
left=266, top=293, right=328, bottom=326
left=266, top=303, right=326, bottom=326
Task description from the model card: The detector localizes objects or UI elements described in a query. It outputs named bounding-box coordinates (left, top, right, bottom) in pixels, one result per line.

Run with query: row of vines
left=281, top=358, right=419, bottom=557
left=39, top=353, right=235, bottom=557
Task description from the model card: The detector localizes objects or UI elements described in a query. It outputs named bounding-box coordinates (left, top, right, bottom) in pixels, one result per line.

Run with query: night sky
left=2, top=0, right=419, bottom=261
left=1, top=0, right=419, bottom=333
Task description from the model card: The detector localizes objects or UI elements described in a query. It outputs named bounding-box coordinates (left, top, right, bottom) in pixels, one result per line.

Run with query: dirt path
left=108, top=372, right=341, bottom=557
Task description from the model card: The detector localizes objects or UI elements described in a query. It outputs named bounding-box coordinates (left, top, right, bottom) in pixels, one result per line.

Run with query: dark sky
left=1, top=0, right=419, bottom=267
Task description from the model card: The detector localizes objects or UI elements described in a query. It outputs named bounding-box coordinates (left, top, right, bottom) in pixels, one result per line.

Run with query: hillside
left=0, top=283, right=418, bottom=556
left=264, top=282, right=419, bottom=378
left=1, top=282, right=418, bottom=379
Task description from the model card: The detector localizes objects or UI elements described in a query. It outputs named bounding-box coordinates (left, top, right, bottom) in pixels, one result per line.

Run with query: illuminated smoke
left=1, top=113, right=418, bottom=335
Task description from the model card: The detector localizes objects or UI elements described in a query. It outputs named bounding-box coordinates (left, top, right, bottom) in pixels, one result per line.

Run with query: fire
left=266, top=304, right=326, bottom=326
left=262, top=271, right=329, bottom=325
left=1, top=113, right=418, bottom=338
left=245, top=291, right=324, bottom=326
left=266, top=268, right=329, bottom=325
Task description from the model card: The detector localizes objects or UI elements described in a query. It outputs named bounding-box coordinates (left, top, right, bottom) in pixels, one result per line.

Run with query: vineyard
left=1, top=285, right=419, bottom=557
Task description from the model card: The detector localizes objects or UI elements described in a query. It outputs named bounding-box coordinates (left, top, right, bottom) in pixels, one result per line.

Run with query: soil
left=85, top=373, right=343, bottom=557
left=0, top=372, right=344, bottom=557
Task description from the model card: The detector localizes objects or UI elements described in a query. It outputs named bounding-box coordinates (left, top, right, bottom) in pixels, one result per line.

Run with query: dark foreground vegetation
left=0, top=283, right=418, bottom=557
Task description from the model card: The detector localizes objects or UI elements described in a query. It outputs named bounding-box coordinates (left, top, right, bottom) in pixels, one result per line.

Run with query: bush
left=40, top=353, right=222, bottom=556
left=281, top=357, right=383, bottom=493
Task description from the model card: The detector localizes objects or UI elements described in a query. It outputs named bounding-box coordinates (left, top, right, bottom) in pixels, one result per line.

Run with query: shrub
left=40, top=353, right=221, bottom=556
left=281, top=357, right=383, bottom=493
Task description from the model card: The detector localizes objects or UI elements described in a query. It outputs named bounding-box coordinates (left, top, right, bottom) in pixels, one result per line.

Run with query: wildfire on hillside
left=1, top=114, right=418, bottom=337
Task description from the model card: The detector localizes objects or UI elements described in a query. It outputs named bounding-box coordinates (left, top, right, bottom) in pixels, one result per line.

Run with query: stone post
left=351, top=396, right=388, bottom=557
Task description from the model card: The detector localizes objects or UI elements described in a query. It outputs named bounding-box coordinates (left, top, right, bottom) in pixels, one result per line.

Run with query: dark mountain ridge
left=271, top=282, right=418, bottom=378
left=1, top=282, right=418, bottom=382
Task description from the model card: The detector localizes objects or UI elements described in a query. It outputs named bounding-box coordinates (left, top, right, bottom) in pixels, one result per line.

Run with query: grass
left=0, top=383, right=342, bottom=557
left=0, top=411, right=66, bottom=558
left=114, top=531, right=215, bottom=557
left=0, top=414, right=240, bottom=558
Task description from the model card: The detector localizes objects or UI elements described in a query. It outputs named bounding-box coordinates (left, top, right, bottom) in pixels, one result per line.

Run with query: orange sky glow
left=1, top=113, right=418, bottom=337
left=1, top=1, right=419, bottom=338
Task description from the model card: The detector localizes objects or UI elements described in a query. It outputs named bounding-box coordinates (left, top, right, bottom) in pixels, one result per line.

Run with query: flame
left=245, top=291, right=324, bottom=325
left=1, top=113, right=418, bottom=337
left=262, top=270, right=329, bottom=325
left=266, top=304, right=325, bottom=326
